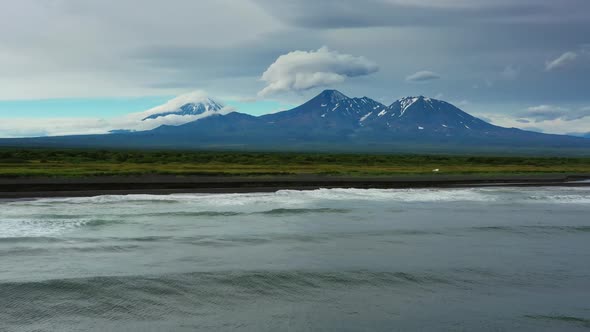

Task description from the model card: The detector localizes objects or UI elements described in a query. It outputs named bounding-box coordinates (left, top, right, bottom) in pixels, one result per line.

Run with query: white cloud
left=520, top=105, right=570, bottom=122
left=476, top=112, right=590, bottom=135
left=258, top=47, right=378, bottom=96
left=521, top=126, right=545, bottom=133
left=405, top=70, right=441, bottom=82
left=0, top=91, right=234, bottom=137
left=127, top=90, right=234, bottom=128
left=0, top=0, right=281, bottom=100
left=140, top=91, right=215, bottom=117
left=514, top=104, right=590, bottom=123
left=545, top=51, right=578, bottom=71
left=457, top=100, right=471, bottom=107
left=500, top=65, right=519, bottom=80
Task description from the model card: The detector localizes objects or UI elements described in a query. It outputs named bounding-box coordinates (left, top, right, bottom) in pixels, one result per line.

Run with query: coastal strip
left=1, top=174, right=590, bottom=199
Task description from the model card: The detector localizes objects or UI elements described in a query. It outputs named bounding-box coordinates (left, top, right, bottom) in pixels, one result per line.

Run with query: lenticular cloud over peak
left=140, top=91, right=220, bottom=117
left=406, top=71, right=441, bottom=82
left=258, top=47, right=379, bottom=97
left=139, top=90, right=228, bottom=122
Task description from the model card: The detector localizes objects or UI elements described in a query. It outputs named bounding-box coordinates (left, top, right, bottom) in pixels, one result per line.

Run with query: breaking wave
left=6, top=187, right=589, bottom=208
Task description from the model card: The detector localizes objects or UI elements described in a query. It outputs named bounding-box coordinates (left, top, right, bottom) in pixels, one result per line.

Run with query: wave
left=0, top=236, right=65, bottom=243
left=177, top=228, right=444, bottom=247
left=124, top=208, right=349, bottom=218
left=0, top=270, right=451, bottom=298
left=0, top=218, right=123, bottom=238
left=3, top=188, right=589, bottom=230
left=0, top=207, right=356, bottom=239
left=530, top=194, right=590, bottom=204
left=141, top=211, right=244, bottom=217
left=10, top=187, right=590, bottom=207
left=0, top=244, right=142, bottom=256
left=11, top=188, right=499, bottom=206
left=2, top=187, right=589, bottom=239
left=471, top=225, right=590, bottom=234
left=0, top=270, right=456, bottom=322
left=525, top=315, right=590, bottom=327
left=257, top=208, right=350, bottom=215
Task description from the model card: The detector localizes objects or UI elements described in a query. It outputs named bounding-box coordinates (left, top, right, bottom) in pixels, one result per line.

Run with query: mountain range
left=1, top=90, right=589, bottom=154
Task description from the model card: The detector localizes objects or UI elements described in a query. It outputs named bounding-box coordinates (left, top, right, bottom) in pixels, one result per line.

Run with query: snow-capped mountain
left=3, top=89, right=589, bottom=152
left=259, top=90, right=386, bottom=132
left=142, top=97, right=224, bottom=121
left=149, top=90, right=586, bottom=147
left=361, top=95, right=494, bottom=134
left=258, top=91, right=494, bottom=138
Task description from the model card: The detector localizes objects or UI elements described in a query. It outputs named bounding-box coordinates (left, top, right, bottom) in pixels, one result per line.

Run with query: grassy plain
left=1, top=148, right=590, bottom=177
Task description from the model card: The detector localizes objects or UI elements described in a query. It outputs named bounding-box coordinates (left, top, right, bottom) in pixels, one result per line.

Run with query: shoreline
left=1, top=173, right=590, bottom=199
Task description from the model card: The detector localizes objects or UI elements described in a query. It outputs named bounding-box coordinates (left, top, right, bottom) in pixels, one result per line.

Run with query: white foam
left=2, top=187, right=589, bottom=238
left=12, top=187, right=590, bottom=207
left=0, top=218, right=93, bottom=238
left=529, top=194, right=590, bottom=204
left=25, top=188, right=495, bottom=205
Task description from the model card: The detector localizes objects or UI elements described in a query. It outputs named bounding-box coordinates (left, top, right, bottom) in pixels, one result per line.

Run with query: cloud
left=457, top=100, right=471, bottom=107
left=474, top=114, right=494, bottom=124
left=566, top=131, right=590, bottom=138
left=0, top=91, right=235, bottom=137
left=519, top=105, right=569, bottom=122
left=474, top=112, right=590, bottom=135
left=0, top=0, right=590, bottom=113
left=545, top=51, right=578, bottom=71
left=518, top=104, right=590, bottom=122
left=405, top=71, right=441, bottom=82
left=521, top=126, right=545, bottom=133
left=255, top=0, right=588, bottom=29
left=0, top=0, right=281, bottom=99
left=140, top=91, right=216, bottom=117
left=500, top=65, right=520, bottom=80
left=258, top=47, right=378, bottom=97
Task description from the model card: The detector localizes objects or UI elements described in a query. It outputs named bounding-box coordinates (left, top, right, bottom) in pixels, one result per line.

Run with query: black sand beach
left=1, top=173, right=590, bottom=199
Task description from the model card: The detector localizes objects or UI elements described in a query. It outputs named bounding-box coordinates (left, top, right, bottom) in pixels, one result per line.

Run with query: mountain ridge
left=141, top=89, right=588, bottom=149
left=0, top=89, right=588, bottom=154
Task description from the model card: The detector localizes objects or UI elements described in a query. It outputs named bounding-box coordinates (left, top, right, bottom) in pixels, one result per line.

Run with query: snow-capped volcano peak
left=399, top=96, right=421, bottom=116
left=307, top=89, right=385, bottom=117
left=260, top=89, right=386, bottom=128
left=318, top=89, right=350, bottom=103
left=392, top=96, right=444, bottom=117
left=141, top=91, right=225, bottom=121
left=356, top=95, right=496, bottom=134
left=143, top=97, right=224, bottom=121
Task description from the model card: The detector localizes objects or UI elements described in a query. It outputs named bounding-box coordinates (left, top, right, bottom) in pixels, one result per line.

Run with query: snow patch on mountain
left=400, top=97, right=419, bottom=116
left=360, top=112, right=373, bottom=122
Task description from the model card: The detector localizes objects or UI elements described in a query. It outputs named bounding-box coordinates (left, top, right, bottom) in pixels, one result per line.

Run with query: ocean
left=1, top=187, right=590, bottom=331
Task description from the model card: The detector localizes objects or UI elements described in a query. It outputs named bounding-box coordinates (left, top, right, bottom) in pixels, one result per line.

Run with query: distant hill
left=1, top=90, right=589, bottom=155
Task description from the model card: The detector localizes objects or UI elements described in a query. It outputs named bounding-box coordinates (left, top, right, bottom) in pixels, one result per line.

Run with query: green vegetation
left=1, top=148, right=590, bottom=177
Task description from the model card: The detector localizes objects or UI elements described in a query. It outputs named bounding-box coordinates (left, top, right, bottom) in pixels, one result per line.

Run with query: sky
left=0, top=0, right=589, bottom=137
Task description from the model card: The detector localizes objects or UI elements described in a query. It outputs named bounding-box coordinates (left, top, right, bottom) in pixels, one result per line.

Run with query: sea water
left=1, top=187, right=590, bottom=331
